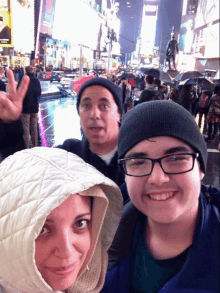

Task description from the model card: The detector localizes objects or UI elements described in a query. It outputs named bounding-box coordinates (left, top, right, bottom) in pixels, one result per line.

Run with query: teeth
left=148, top=193, right=173, bottom=201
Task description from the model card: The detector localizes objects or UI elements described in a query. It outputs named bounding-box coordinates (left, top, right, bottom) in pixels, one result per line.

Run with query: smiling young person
left=0, top=147, right=123, bottom=293
left=102, top=101, right=220, bottom=293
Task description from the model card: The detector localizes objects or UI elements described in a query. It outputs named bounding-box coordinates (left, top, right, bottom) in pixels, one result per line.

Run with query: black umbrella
left=213, top=79, right=220, bottom=85
left=179, top=79, right=198, bottom=86
left=162, top=80, right=179, bottom=89
left=118, top=72, right=135, bottom=80
left=178, top=77, right=215, bottom=92
left=196, top=77, right=215, bottom=92
left=139, top=68, right=172, bottom=81
left=173, top=71, right=204, bottom=82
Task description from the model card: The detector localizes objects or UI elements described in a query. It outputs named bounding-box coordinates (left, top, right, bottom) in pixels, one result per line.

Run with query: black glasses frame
left=118, top=153, right=199, bottom=177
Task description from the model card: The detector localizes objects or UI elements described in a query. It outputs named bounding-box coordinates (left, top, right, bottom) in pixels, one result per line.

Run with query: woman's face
left=35, top=194, right=92, bottom=291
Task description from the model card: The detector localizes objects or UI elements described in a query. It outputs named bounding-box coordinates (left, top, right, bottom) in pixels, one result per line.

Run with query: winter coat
left=0, top=147, right=123, bottom=293
left=119, top=83, right=132, bottom=105
left=0, top=80, right=6, bottom=92
left=102, top=184, right=220, bottom=293
left=0, top=120, right=26, bottom=163
left=58, top=137, right=126, bottom=198
left=18, top=73, right=41, bottom=113
left=137, top=89, right=157, bottom=104
left=0, top=122, right=126, bottom=200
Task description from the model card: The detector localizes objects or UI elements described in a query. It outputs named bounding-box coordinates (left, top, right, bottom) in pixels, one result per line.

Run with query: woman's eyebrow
left=45, top=213, right=91, bottom=223
left=75, top=213, right=91, bottom=221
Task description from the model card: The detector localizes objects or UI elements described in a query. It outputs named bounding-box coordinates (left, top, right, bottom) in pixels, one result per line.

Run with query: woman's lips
left=46, top=264, right=76, bottom=276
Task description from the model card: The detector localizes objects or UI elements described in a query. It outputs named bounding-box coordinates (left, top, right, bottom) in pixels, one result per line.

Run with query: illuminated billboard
left=40, top=0, right=57, bottom=36
left=11, top=0, right=34, bottom=53
left=195, top=0, right=219, bottom=29
left=0, top=0, right=12, bottom=47
left=53, top=0, right=100, bottom=50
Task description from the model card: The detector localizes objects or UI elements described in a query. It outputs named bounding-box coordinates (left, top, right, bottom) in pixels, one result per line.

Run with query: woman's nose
left=54, top=232, right=75, bottom=258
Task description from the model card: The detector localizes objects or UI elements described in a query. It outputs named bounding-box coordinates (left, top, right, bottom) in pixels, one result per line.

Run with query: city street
left=38, top=94, right=220, bottom=190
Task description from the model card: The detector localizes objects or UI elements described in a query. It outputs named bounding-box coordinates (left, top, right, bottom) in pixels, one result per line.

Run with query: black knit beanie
left=118, top=101, right=207, bottom=173
left=76, top=77, right=123, bottom=114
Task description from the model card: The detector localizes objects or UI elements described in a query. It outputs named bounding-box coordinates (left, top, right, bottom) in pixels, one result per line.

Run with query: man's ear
left=199, top=170, right=205, bottom=181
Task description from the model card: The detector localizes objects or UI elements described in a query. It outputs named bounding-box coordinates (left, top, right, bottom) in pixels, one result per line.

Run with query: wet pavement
left=38, top=94, right=220, bottom=190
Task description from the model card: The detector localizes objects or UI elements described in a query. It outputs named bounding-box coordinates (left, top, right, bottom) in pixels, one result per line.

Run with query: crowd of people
left=0, top=67, right=219, bottom=293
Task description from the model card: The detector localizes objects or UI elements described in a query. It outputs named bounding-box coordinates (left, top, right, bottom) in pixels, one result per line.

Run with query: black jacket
left=0, top=122, right=127, bottom=202
left=0, top=119, right=26, bottom=163
left=137, top=89, right=158, bottom=104
left=18, top=73, right=41, bottom=113
left=58, top=137, right=127, bottom=202
left=0, top=80, right=6, bottom=92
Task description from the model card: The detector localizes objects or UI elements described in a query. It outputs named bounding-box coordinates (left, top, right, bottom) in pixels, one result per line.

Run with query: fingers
left=17, top=75, right=30, bottom=100
left=6, top=69, right=16, bottom=94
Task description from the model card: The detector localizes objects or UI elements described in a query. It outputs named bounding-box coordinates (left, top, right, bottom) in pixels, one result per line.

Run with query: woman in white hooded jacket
left=0, top=147, right=123, bottom=293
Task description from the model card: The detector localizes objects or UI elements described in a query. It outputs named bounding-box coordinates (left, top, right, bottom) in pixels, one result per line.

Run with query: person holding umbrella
left=179, top=84, right=197, bottom=114
left=205, top=85, right=220, bottom=142
left=197, top=90, right=211, bottom=131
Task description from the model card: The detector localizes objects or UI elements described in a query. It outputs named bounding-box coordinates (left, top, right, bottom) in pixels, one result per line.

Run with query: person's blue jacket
left=102, top=184, right=220, bottom=293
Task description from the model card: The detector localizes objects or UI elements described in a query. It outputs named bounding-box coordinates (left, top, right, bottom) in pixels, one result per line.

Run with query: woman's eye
left=75, top=219, right=90, bottom=230
left=39, top=226, right=48, bottom=235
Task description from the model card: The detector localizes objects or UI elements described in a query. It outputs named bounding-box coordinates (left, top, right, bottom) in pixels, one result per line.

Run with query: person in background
left=179, top=84, right=196, bottom=114
left=18, top=65, right=41, bottom=148
left=205, top=85, right=220, bottom=142
left=119, top=77, right=132, bottom=114
left=137, top=76, right=158, bottom=104
left=197, top=90, right=211, bottom=131
left=103, top=101, right=219, bottom=293
left=128, top=76, right=135, bottom=96
left=153, top=78, right=164, bottom=100
left=168, top=87, right=179, bottom=103
left=0, top=67, right=6, bottom=92
left=0, top=147, right=123, bottom=293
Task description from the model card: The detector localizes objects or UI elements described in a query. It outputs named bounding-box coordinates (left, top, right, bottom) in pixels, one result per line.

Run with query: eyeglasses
left=118, top=153, right=199, bottom=177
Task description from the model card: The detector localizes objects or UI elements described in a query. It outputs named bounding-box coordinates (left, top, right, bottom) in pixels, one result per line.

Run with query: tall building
left=117, top=0, right=144, bottom=62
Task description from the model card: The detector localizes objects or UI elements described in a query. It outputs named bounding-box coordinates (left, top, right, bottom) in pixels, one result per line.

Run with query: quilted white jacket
left=0, top=147, right=123, bottom=293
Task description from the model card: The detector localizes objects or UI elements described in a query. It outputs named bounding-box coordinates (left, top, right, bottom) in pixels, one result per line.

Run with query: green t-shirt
left=131, top=214, right=191, bottom=293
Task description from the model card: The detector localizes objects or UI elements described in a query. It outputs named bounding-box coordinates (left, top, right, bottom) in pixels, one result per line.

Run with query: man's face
left=125, top=136, right=204, bottom=225
left=122, top=79, right=127, bottom=85
left=79, top=85, right=120, bottom=148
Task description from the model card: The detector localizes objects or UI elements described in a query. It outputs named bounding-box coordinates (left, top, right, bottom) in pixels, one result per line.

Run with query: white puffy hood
left=0, top=147, right=123, bottom=293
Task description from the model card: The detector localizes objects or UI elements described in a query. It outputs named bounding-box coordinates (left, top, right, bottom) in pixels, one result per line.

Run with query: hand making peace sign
left=0, top=69, right=30, bottom=123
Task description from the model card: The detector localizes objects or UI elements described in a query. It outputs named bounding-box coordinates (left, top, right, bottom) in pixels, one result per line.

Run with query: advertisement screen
left=11, top=0, right=34, bottom=53
left=40, top=0, right=56, bottom=36
left=0, top=0, right=12, bottom=47
left=53, top=0, right=100, bottom=50
left=195, top=0, right=219, bottom=28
